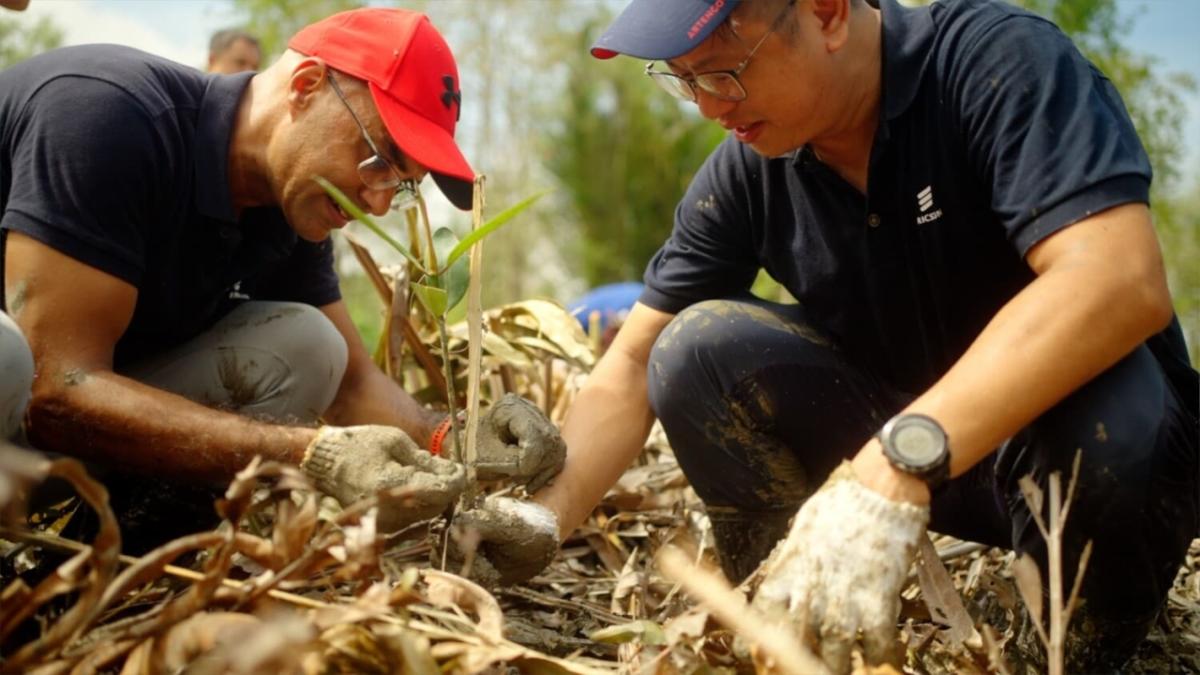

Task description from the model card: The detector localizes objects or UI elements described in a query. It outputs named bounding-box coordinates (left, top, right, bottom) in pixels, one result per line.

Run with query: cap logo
left=688, top=0, right=726, bottom=39
left=441, top=75, right=462, bottom=122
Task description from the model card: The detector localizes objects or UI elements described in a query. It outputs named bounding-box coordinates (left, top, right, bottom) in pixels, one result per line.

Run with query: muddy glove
left=448, top=394, right=566, bottom=493
left=301, top=425, right=465, bottom=533
left=444, top=496, right=559, bottom=587
left=750, top=461, right=929, bottom=673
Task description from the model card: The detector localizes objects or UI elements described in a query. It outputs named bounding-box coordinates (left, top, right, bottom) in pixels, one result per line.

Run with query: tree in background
left=0, top=12, right=61, bottom=69
left=232, top=0, right=360, bottom=60
left=543, top=18, right=726, bottom=288
left=1018, top=0, right=1198, bottom=361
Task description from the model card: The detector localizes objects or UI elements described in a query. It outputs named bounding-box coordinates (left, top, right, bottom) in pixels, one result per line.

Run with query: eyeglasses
left=645, top=0, right=796, bottom=103
left=327, top=72, right=420, bottom=206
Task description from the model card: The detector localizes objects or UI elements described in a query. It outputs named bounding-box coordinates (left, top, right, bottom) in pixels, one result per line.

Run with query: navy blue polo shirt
left=0, top=45, right=340, bottom=367
left=642, top=0, right=1195, bottom=397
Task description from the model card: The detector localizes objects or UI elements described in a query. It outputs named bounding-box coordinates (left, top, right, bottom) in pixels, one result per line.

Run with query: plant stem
left=436, top=316, right=463, bottom=462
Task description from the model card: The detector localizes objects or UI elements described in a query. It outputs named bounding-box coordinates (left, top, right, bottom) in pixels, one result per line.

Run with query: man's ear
left=287, top=57, right=328, bottom=112
left=810, top=0, right=853, bottom=53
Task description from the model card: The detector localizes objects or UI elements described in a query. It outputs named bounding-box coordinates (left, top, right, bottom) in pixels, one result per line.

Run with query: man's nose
left=695, top=90, right=736, bottom=121
left=361, top=185, right=395, bottom=216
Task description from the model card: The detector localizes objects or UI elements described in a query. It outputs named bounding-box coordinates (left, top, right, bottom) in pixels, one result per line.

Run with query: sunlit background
left=4, top=0, right=1197, bottom=360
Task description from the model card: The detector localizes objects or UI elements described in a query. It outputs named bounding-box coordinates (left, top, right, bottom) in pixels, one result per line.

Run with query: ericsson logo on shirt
left=916, top=185, right=944, bottom=224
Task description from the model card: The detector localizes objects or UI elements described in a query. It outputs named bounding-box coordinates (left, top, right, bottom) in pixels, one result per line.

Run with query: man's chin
left=293, top=222, right=333, bottom=243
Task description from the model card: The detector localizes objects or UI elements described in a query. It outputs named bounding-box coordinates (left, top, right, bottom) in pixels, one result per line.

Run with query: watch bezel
left=878, top=413, right=950, bottom=487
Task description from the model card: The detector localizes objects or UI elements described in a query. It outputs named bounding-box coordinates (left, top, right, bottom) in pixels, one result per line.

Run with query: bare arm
left=534, top=302, right=675, bottom=538
left=317, top=299, right=443, bottom=447
left=6, top=232, right=315, bottom=484
left=852, top=203, right=1175, bottom=503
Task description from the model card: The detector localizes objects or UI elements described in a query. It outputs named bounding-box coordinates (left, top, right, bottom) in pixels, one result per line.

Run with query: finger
left=862, top=620, right=902, bottom=667
left=817, top=622, right=853, bottom=675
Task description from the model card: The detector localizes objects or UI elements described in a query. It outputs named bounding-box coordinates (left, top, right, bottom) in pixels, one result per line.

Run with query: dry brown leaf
left=915, top=533, right=981, bottom=648
left=1011, top=552, right=1044, bottom=630
left=421, top=568, right=504, bottom=641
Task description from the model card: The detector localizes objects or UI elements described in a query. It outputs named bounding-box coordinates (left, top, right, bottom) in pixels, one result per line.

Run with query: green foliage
left=1017, top=0, right=1199, bottom=362
left=0, top=14, right=62, bottom=69
left=316, top=177, right=544, bottom=316
left=228, top=0, right=361, bottom=60
left=543, top=19, right=727, bottom=288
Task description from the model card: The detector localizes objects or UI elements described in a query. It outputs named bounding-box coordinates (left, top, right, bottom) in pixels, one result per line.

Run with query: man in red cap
left=0, top=8, right=564, bottom=552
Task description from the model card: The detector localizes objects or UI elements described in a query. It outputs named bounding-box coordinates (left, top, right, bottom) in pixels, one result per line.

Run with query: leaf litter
left=1, top=296, right=1196, bottom=674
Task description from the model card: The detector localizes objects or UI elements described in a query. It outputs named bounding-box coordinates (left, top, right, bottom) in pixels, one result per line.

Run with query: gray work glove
left=472, top=394, right=566, bottom=493
left=750, top=462, right=929, bottom=673
left=301, top=425, right=465, bottom=533
left=444, top=495, right=560, bottom=587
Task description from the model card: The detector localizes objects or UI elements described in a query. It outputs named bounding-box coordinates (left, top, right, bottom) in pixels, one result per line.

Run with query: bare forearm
left=535, top=351, right=657, bottom=539
left=26, top=369, right=316, bottom=484
left=320, top=367, right=443, bottom=447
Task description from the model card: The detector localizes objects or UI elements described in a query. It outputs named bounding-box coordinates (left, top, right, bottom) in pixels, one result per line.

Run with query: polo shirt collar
left=879, top=0, right=936, bottom=121
left=194, top=72, right=254, bottom=222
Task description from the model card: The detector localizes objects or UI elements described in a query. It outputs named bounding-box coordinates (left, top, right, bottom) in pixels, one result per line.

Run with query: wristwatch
left=877, top=413, right=950, bottom=491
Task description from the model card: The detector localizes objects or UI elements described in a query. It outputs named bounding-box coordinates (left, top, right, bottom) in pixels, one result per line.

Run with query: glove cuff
left=301, top=427, right=343, bottom=495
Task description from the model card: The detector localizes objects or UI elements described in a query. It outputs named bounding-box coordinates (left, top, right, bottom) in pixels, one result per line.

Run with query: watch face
left=891, top=418, right=945, bottom=468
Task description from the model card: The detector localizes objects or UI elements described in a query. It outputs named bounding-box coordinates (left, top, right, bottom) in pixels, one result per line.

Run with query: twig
left=464, top=175, right=485, bottom=505
left=656, top=547, right=829, bottom=675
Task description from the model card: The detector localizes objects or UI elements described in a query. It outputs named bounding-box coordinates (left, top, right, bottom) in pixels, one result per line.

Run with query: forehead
left=665, top=22, right=744, bottom=72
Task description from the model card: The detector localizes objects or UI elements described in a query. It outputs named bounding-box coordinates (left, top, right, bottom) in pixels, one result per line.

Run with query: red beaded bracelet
left=429, top=415, right=453, bottom=456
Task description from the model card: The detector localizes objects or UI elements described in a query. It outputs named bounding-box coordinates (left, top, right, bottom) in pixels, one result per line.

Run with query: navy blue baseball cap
left=591, top=0, right=742, bottom=60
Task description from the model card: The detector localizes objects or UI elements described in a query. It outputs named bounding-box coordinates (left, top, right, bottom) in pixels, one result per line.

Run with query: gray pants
left=0, top=301, right=348, bottom=440
left=1, top=310, right=34, bottom=441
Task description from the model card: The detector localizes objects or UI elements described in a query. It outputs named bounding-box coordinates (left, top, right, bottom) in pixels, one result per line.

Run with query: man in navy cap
left=473, top=0, right=1198, bottom=670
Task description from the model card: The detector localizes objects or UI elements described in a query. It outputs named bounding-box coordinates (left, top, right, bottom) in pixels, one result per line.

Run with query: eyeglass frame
left=326, top=72, right=420, bottom=206
left=644, top=0, right=797, bottom=103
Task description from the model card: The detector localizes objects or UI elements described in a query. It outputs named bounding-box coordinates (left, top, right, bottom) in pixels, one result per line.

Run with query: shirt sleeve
left=2, top=76, right=167, bottom=285
left=640, top=137, right=762, bottom=314
left=950, top=11, right=1152, bottom=255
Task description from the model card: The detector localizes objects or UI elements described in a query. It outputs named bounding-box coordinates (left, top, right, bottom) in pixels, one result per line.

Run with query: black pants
left=646, top=298, right=1198, bottom=670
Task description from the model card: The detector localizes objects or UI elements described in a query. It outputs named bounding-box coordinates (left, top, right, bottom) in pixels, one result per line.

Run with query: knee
left=225, top=303, right=347, bottom=421
left=271, top=303, right=348, bottom=384
left=0, top=311, right=34, bottom=440
left=646, top=300, right=733, bottom=417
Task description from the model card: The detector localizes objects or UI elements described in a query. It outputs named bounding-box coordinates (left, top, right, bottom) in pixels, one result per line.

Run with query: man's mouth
left=328, top=197, right=353, bottom=227
left=733, top=121, right=764, bottom=143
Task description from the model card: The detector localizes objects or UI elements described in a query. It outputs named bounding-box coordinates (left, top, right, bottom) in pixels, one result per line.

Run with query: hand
left=445, top=496, right=559, bottom=587
left=750, top=461, right=929, bottom=673
left=474, top=394, right=566, bottom=492
left=301, top=425, right=465, bottom=532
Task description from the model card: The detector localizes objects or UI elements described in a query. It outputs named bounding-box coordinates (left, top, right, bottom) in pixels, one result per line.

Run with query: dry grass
left=2, top=294, right=1196, bottom=673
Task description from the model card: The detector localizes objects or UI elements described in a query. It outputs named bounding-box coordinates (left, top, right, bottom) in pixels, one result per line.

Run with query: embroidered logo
left=916, top=185, right=943, bottom=224
left=441, top=75, right=461, bottom=121
left=688, top=0, right=726, bottom=39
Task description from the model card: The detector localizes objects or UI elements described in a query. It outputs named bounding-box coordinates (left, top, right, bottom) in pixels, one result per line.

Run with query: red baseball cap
left=289, top=8, right=474, bottom=210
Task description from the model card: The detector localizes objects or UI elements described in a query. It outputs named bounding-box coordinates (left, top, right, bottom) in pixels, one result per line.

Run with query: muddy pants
left=28, top=301, right=347, bottom=553
left=647, top=298, right=1198, bottom=670
left=0, top=310, right=34, bottom=441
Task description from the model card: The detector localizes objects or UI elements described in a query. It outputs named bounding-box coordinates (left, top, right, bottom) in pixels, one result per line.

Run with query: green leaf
left=315, top=176, right=428, bottom=273
left=431, top=226, right=459, bottom=272
left=443, top=256, right=470, bottom=312
left=427, top=227, right=470, bottom=311
left=411, top=283, right=448, bottom=317
left=441, top=190, right=550, bottom=272
left=589, top=620, right=666, bottom=646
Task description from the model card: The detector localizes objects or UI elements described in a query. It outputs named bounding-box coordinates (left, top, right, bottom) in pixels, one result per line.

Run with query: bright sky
left=10, top=0, right=1200, bottom=185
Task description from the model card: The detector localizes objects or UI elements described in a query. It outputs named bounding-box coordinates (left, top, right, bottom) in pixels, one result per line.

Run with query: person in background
left=567, top=281, right=644, bottom=352
left=207, top=27, right=261, bottom=74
